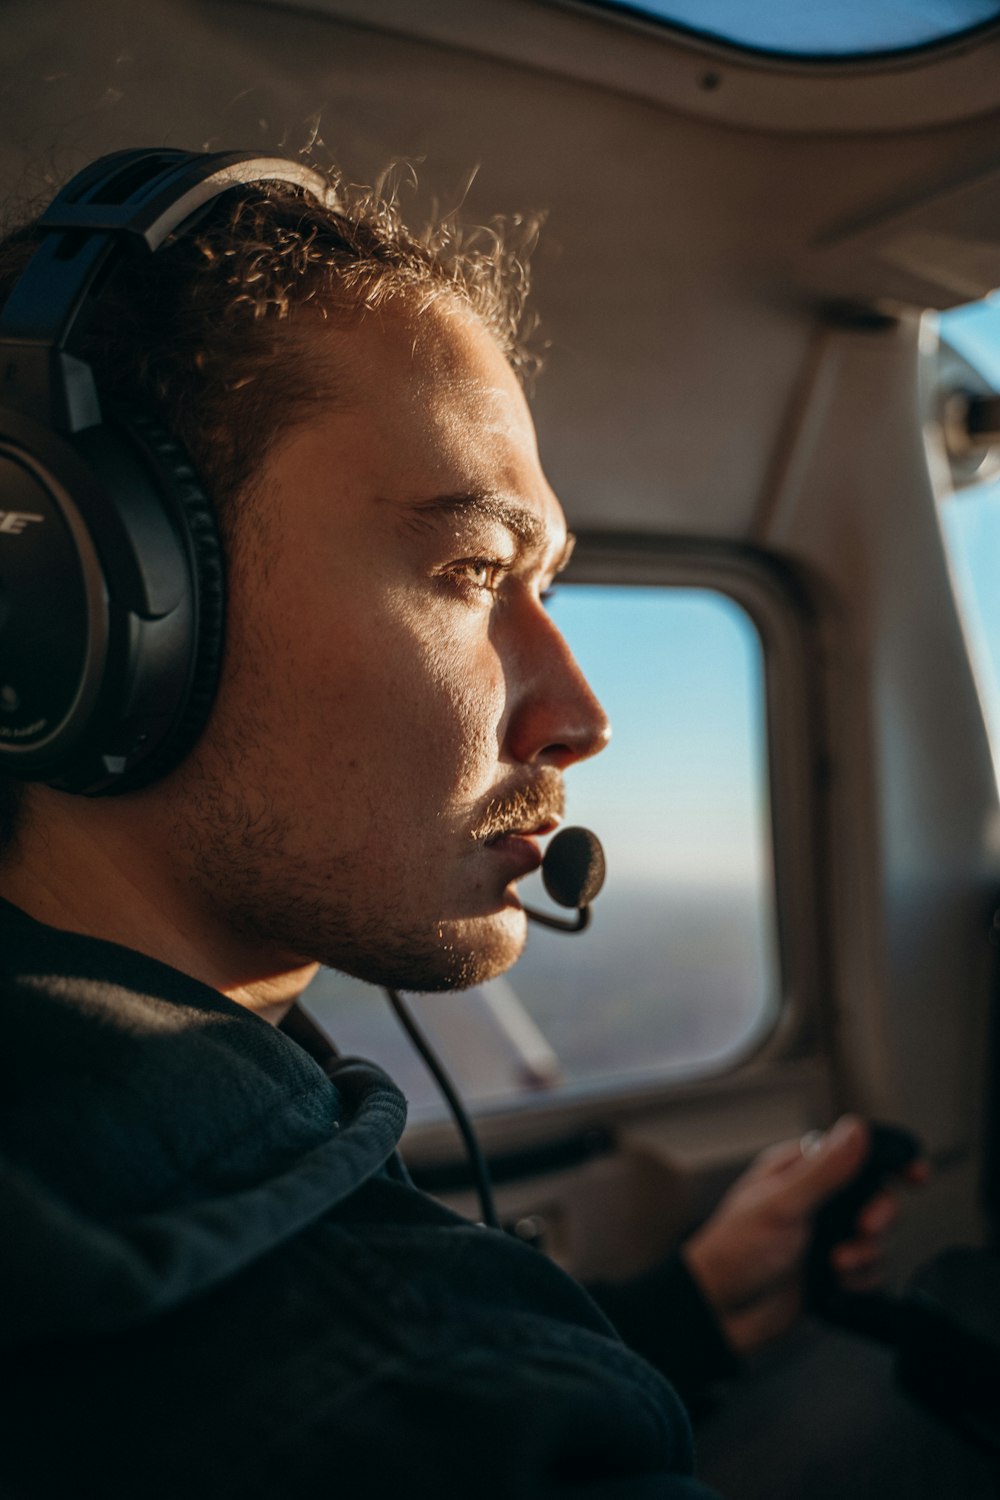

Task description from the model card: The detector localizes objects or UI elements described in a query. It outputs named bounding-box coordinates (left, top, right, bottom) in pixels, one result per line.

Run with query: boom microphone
left=524, top=826, right=606, bottom=933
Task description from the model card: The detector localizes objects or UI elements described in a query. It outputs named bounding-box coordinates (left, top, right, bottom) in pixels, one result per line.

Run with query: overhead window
left=580, top=0, right=1000, bottom=59
left=303, top=582, right=780, bottom=1124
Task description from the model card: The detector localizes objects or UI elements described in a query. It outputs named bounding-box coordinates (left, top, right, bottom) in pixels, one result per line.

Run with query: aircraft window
left=580, top=0, right=1000, bottom=59
left=935, top=299, right=1000, bottom=779
left=305, top=585, right=779, bottom=1123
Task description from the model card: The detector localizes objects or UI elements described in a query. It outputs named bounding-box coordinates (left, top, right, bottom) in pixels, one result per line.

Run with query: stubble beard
left=171, top=761, right=528, bottom=993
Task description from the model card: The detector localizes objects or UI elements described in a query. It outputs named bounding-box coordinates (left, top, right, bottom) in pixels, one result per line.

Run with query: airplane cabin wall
left=759, top=314, right=999, bottom=1260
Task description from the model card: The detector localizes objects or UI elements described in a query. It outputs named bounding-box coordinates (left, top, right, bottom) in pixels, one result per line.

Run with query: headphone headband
left=36, top=150, right=329, bottom=247
left=0, top=149, right=329, bottom=433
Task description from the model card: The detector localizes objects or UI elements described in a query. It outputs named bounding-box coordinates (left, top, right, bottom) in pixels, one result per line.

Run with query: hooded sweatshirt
left=0, top=897, right=721, bottom=1498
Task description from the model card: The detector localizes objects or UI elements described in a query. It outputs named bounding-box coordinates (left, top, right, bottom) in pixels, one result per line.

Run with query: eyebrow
left=400, top=491, right=576, bottom=573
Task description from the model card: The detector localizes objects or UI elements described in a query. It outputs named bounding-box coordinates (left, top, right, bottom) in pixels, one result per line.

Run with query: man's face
left=171, top=300, right=609, bottom=990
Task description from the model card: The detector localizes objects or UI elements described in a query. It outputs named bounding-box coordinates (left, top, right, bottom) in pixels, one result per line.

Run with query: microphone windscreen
left=541, top=827, right=606, bottom=910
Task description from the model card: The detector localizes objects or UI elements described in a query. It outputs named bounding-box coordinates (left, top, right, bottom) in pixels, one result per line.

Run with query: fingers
left=831, top=1232, right=886, bottom=1293
left=827, top=1188, right=902, bottom=1292
left=746, top=1138, right=811, bottom=1180
left=808, top=1127, right=928, bottom=1243
left=831, top=1237, right=882, bottom=1275
left=693, top=1120, right=927, bottom=1350
left=826, top=1180, right=918, bottom=1300
left=855, top=1189, right=897, bottom=1237
left=776, top=1114, right=871, bottom=1216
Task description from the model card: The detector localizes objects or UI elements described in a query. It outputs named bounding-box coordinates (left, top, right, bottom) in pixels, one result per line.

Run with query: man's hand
left=681, top=1116, right=928, bottom=1355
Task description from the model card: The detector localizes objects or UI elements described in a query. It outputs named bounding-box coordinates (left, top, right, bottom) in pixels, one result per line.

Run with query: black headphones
left=0, top=148, right=327, bottom=796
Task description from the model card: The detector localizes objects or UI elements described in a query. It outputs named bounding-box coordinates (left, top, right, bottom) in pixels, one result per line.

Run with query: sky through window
left=586, top=0, right=1000, bottom=57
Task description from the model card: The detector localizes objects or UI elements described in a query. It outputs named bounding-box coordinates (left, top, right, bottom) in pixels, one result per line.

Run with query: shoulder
left=2, top=1179, right=718, bottom=1498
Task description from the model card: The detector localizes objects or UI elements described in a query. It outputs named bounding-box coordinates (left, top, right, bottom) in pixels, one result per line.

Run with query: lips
left=484, top=818, right=558, bottom=879
left=485, top=815, right=558, bottom=847
left=486, top=832, right=544, bottom=879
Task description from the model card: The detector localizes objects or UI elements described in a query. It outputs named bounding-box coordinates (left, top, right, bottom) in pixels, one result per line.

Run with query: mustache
left=470, top=768, right=566, bottom=843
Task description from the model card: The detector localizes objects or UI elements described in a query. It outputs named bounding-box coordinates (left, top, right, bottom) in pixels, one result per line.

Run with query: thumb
left=779, top=1115, right=870, bottom=1217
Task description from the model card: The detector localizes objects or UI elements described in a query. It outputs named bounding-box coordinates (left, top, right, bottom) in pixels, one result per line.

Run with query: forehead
left=322, top=300, right=561, bottom=516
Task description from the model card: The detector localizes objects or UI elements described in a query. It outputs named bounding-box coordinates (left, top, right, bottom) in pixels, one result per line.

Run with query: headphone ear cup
left=0, top=404, right=226, bottom=795
left=102, top=409, right=226, bottom=793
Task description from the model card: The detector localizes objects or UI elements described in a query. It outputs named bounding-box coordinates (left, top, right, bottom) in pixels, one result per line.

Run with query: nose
left=502, top=601, right=611, bottom=770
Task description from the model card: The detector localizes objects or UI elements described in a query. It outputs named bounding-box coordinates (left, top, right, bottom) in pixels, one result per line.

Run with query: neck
left=0, top=790, right=319, bottom=1023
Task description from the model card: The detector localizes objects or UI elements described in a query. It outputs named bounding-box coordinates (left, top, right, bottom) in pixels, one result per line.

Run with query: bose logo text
left=0, top=511, right=44, bottom=535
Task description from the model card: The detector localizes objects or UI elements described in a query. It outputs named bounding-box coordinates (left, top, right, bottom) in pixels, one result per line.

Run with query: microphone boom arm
left=522, top=903, right=591, bottom=933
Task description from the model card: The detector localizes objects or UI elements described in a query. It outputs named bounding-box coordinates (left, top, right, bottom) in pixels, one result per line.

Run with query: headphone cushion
left=112, top=409, right=226, bottom=791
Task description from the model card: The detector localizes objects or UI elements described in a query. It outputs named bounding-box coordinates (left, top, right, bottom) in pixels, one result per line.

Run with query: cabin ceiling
left=3, top=0, right=1000, bottom=535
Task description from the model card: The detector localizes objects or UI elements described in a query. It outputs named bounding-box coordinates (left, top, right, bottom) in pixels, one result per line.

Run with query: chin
left=414, top=907, right=528, bottom=992
left=344, top=907, right=526, bottom=994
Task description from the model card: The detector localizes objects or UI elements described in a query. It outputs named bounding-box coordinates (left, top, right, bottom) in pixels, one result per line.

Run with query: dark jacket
left=0, top=898, right=722, bottom=1498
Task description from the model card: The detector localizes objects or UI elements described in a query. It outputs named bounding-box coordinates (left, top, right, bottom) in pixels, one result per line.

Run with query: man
left=0, top=153, right=904, bottom=1497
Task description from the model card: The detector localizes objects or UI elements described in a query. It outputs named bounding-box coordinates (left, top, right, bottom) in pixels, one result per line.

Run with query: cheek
left=439, top=673, right=506, bottom=795
left=223, top=539, right=510, bottom=800
left=295, top=605, right=509, bottom=793
left=396, top=635, right=508, bottom=792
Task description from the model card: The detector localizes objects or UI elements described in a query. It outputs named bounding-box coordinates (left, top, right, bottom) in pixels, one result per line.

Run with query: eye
left=467, top=559, right=504, bottom=591
left=447, top=557, right=509, bottom=598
